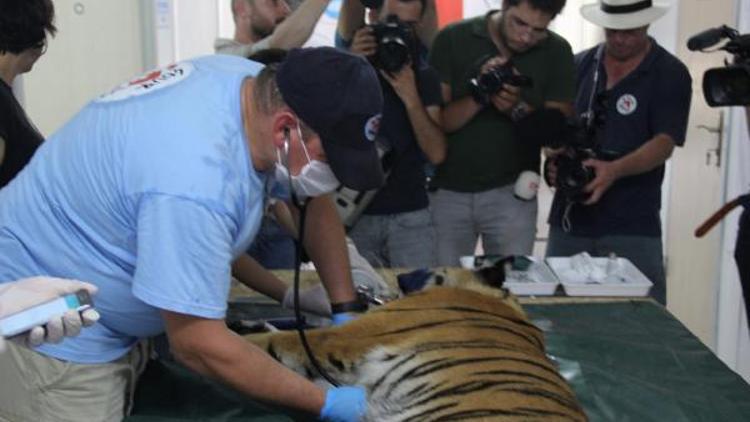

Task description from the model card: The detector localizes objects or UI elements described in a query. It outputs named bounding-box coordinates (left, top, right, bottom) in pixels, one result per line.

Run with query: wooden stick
left=695, top=195, right=749, bottom=238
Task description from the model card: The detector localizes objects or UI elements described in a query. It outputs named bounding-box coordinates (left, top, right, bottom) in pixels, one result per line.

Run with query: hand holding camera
left=579, top=158, right=622, bottom=205
left=379, top=64, right=420, bottom=108
left=519, top=108, right=608, bottom=203
left=350, top=26, right=377, bottom=58
left=469, top=56, right=532, bottom=109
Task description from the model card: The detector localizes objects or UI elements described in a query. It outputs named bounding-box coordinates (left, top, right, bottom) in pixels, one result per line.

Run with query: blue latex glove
left=320, top=385, right=367, bottom=422
left=331, top=312, right=357, bottom=326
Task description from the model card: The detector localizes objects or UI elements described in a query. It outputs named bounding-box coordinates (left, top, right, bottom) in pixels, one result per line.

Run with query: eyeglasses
left=32, top=38, right=48, bottom=55
left=508, top=14, right=549, bottom=41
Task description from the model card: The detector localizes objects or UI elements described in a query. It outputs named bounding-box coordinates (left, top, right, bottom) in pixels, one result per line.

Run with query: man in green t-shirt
left=428, top=0, right=575, bottom=265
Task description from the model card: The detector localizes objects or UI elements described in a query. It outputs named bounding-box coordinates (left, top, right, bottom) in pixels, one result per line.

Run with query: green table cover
left=126, top=300, right=750, bottom=421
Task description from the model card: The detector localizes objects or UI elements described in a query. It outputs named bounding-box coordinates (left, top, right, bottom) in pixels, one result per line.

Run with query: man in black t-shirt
left=545, top=0, right=692, bottom=305
left=0, top=0, right=56, bottom=188
left=736, top=107, right=750, bottom=326
left=335, top=0, right=445, bottom=268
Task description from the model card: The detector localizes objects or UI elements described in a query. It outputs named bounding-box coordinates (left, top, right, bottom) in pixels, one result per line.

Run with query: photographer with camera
left=334, top=0, right=446, bottom=269
left=544, top=0, right=692, bottom=305
left=740, top=106, right=750, bottom=326
left=687, top=24, right=750, bottom=326
left=428, top=0, right=575, bottom=266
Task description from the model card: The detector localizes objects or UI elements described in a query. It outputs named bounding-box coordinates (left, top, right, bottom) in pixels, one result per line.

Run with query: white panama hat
left=580, top=0, right=670, bottom=30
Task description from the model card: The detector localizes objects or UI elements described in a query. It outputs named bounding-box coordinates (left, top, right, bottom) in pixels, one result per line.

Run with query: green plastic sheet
left=127, top=300, right=750, bottom=421
left=526, top=301, right=750, bottom=421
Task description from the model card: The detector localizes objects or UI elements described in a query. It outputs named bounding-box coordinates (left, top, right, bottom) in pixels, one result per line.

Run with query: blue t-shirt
left=548, top=40, right=692, bottom=237
left=334, top=32, right=442, bottom=214
left=0, top=55, right=267, bottom=363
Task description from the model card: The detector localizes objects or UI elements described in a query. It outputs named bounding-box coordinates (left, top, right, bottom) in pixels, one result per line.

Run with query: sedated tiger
left=244, top=267, right=587, bottom=421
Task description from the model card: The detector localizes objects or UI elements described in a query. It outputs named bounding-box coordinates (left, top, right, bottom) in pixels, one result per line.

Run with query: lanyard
left=583, top=44, right=606, bottom=128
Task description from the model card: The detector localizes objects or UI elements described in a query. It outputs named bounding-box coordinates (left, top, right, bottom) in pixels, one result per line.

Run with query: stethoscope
left=279, top=127, right=341, bottom=387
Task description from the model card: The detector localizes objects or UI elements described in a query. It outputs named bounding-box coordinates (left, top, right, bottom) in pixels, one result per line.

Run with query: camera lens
left=703, top=65, right=750, bottom=106
left=377, top=37, right=410, bottom=72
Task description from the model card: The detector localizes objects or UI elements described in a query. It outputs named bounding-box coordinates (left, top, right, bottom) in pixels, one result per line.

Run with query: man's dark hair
left=247, top=48, right=288, bottom=65
left=503, top=0, right=566, bottom=18
left=0, top=0, right=56, bottom=55
left=376, top=0, right=428, bottom=17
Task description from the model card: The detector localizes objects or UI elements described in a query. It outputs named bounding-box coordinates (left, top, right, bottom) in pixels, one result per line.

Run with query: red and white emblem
left=97, top=62, right=194, bottom=103
left=364, top=114, right=382, bottom=141
left=616, top=94, right=638, bottom=115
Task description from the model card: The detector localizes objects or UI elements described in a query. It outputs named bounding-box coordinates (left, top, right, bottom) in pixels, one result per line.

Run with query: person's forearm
left=441, top=96, right=483, bottom=133
left=405, top=103, right=446, bottom=164
left=0, top=136, right=5, bottom=166
left=611, top=134, right=675, bottom=178
left=416, top=0, right=438, bottom=49
left=272, top=201, right=299, bottom=239
left=216, top=39, right=267, bottom=57
left=267, top=0, right=330, bottom=49
left=337, top=0, right=366, bottom=42
left=543, top=100, right=574, bottom=117
left=166, top=316, right=325, bottom=416
left=232, top=254, right=288, bottom=301
left=301, top=195, right=357, bottom=305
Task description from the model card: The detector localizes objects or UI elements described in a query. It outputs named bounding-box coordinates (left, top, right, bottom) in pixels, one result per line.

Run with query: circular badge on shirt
left=616, top=94, right=638, bottom=116
left=364, top=114, right=382, bottom=141
left=96, top=62, right=194, bottom=103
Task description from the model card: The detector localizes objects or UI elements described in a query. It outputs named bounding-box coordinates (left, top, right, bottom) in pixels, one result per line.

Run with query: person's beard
left=606, top=38, right=650, bottom=62
left=251, top=22, right=273, bottom=39
left=250, top=15, right=285, bottom=40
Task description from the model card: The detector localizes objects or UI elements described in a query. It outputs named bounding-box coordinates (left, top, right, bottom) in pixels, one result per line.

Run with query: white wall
left=22, top=0, right=148, bottom=137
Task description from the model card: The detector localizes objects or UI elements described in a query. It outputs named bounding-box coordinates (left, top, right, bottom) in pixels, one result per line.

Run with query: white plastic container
left=546, top=256, right=653, bottom=297
left=459, top=256, right=560, bottom=296
left=503, top=259, right=560, bottom=296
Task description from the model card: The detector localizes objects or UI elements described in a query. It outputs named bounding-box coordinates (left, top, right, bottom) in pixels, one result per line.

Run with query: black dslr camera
left=546, top=118, right=599, bottom=202
left=687, top=25, right=750, bottom=107
left=370, top=14, right=416, bottom=73
left=517, top=106, right=607, bottom=203
left=469, top=62, right=533, bottom=106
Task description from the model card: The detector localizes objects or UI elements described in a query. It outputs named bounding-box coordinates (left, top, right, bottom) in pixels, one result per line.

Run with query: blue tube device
left=0, top=289, right=93, bottom=337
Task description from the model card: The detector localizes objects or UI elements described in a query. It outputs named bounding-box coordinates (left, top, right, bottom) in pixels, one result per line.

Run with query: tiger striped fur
left=244, top=268, right=587, bottom=421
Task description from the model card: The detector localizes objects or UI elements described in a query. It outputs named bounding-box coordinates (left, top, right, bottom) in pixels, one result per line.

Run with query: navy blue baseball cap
left=276, top=47, right=385, bottom=191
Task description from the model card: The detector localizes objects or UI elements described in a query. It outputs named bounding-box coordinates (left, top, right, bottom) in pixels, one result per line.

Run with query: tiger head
left=397, top=260, right=526, bottom=317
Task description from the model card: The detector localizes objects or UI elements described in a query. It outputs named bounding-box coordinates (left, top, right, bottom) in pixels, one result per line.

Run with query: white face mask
left=274, top=124, right=340, bottom=199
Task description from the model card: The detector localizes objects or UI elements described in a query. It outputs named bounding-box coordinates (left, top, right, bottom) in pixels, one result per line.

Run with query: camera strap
left=561, top=44, right=605, bottom=233
left=562, top=201, right=574, bottom=233
left=583, top=44, right=606, bottom=128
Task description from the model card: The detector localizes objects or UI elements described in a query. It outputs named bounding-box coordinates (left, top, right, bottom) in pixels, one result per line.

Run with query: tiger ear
left=476, top=258, right=510, bottom=289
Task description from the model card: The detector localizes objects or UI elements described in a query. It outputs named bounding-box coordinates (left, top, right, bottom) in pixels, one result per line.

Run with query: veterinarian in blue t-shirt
left=0, top=48, right=381, bottom=422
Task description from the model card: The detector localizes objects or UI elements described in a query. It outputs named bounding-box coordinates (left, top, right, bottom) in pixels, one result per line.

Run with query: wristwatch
left=510, top=101, right=530, bottom=122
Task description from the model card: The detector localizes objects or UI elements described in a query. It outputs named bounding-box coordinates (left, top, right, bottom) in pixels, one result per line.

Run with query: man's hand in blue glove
left=331, top=312, right=357, bottom=326
left=319, top=385, right=367, bottom=422
left=330, top=299, right=368, bottom=326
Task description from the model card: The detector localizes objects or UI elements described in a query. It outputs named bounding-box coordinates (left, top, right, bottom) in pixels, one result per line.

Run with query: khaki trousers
left=0, top=340, right=150, bottom=422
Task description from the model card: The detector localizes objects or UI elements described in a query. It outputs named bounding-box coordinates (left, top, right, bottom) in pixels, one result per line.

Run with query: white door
left=22, top=0, right=147, bottom=137
left=665, top=0, right=736, bottom=347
